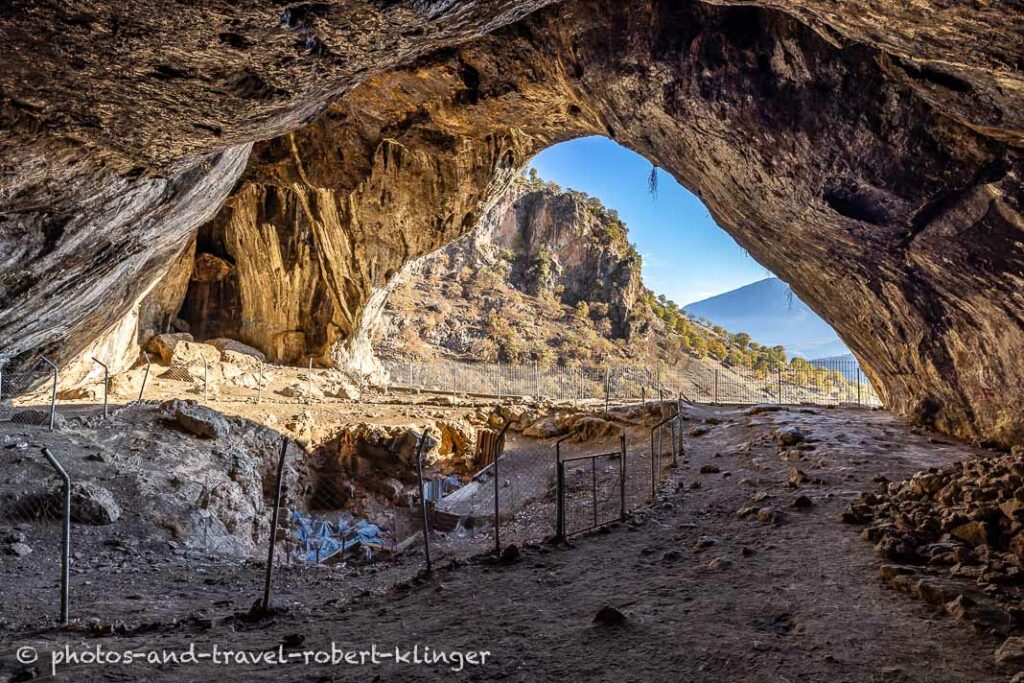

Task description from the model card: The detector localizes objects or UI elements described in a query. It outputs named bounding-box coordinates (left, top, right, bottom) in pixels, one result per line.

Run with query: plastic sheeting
left=289, top=510, right=385, bottom=564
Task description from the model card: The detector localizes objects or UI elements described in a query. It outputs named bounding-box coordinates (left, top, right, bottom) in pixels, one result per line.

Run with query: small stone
left=995, top=637, right=1024, bottom=669
left=878, top=564, right=919, bottom=582
left=950, top=521, right=990, bottom=547
left=774, top=426, right=805, bottom=446
left=757, top=507, right=783, bottom=525
left=791, top=495, right=813, bottom=509
left=689, top=425, right=710, bottom=437
left=499, top=544, right=521, bottom=564
left=593, top=605, right=627, bottom=627
left=693, top=535, right=719, bottom=549
left=700, top=464, right=720, bottom=474
left=787, top=468, right=809, bottom=488
left=736, top=506, right=759, bottom=519
left=6, top=542, right=32, bottom=557
left=707, top=557, right=732, bottom=570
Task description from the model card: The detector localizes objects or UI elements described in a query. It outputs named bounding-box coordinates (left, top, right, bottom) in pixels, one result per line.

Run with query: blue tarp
left=289, top=510, right=385, bottom=564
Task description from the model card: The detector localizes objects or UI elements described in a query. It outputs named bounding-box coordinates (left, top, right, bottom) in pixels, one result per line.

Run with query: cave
left=0, top=0, right=1022, bottom=448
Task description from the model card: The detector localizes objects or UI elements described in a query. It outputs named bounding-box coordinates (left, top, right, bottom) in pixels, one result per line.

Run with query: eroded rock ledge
left=1, top=0, right=1022, bottom=446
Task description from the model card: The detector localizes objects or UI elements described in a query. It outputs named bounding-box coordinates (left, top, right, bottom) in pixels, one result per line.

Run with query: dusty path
left=0, top=405, right=1006, bottom=682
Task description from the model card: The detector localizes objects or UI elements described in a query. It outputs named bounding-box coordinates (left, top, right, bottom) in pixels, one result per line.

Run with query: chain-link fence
left=382, top=355, right=882, bottom=408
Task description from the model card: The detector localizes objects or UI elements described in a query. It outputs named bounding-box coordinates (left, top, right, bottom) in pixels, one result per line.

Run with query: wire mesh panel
left=493, top=444, right=558, bottom=547
left=381, top=355, right=883, bottom=408
left=0, top=445, right=72, bottom=627
left=1, top=364, right=59, bottom=426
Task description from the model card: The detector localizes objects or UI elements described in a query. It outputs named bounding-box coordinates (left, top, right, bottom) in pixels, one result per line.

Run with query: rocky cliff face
left=469, top=181, right=646, bottom=338
left=1, top=0, right=1023, bottom=447
left=378, top=178, right=654, bottom=364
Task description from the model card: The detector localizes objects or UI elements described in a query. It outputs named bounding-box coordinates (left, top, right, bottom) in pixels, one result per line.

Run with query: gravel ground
left=0, top=403, right=1010, bottom=682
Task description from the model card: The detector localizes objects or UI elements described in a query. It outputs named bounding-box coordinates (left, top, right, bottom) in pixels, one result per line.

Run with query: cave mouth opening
left=515, top=134, right=851, bottom=363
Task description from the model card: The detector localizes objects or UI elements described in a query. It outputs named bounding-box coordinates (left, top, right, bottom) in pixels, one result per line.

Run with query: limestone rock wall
left=456, top=182, right=647, bottom=339
left=0, top=0, right=1022, bottom=447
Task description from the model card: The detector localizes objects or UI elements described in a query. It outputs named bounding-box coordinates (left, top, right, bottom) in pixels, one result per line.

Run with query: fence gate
left=556, top=435, right=626, bottom=538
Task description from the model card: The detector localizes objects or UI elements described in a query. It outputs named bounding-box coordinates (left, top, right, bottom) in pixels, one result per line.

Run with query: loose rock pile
left=843, top=448, right=1024, bottom=650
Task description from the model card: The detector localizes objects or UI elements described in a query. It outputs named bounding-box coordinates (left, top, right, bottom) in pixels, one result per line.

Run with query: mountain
left=684, top=278, right=849, bottom=359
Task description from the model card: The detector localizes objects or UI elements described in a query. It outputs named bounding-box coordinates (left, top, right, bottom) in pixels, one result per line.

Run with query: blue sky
left=527, top=135, right=774, bottom=306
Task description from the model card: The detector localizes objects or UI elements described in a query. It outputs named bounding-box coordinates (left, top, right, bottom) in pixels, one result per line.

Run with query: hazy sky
left=527, top=135, right=774, bottom=306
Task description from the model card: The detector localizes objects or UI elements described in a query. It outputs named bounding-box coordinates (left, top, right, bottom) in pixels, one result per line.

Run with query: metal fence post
left=604, top=367, right=610, bottom=417
left=650, top=426, right=657, bottom=498
left=307, top=357, right=313, bottom=398
left=555, top=434, right=571, bottom=540
left=677, top=396, right=684, bottom=461
left=138, top=351, right=151, bottom=403
left=91, top=357, right=109, bottom=419
left=40, top=357, right=58, bottom=431
left=670, top=416, right=677, bottom=467
left=619, top=434, right=627, bottom=521
left=857, top=366, right=862, bottom=406
left=714, top=369, right=719, bottom=405
left=493, top=433, right=501, bottom=552
left=414, top=431, right=432, bottom=573
left=257, top=361, right=264, bottom=403
left=41, top=447, right=70, bottom=625
left=777, top=367, right=783, bottom=404
left=203, top=357, right=209, bottom=402
left=262, top=439, right=289, bottom=611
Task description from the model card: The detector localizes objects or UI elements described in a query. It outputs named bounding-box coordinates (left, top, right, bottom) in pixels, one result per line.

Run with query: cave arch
left=168, top=0, right=1022, bottom=447
left=0, top=0, right=1022, bottom=447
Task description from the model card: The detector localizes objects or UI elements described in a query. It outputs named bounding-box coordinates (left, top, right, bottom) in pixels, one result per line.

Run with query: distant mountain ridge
left=684, top=278, right=848, bottom=359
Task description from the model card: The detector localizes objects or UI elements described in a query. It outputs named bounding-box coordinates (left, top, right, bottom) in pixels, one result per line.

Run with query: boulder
left=322, top=371, right=360, bottom=400
left=279, top=383, right=325, bottom=400
left=67, top=482, right=121, bottom=525
left=221, top=349, right=263, bottom=370
left=206, top=338, right=266, bottom=362
left=523, top=419, right=565, bottom=438
left=168, top=341, right=221, bottom=368
left=171, top=400, right=230, bottom=439
left=569, top=416, right=621, bottom=442
left=108, top=367, right=148, bottom=397
left=146, top=332, right=194, bottom=364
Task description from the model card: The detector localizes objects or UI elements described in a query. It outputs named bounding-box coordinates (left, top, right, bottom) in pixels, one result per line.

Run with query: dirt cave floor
left=0, top=403, right=1013, bottom=682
